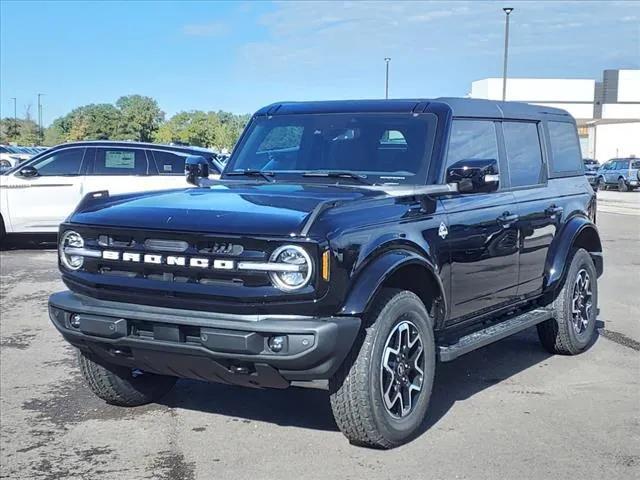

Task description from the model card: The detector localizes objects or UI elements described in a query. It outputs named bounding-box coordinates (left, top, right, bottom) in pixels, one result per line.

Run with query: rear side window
left=150, top=150, right=188, bottom=175
left=548, top=121, right=582, bottom=174
left=31, top=148, right=85, bottom=176
left=93, top=148, right=147, bottom=175
left=446, top=120, right=499, bottom=168
left=632, top=160, right=640, bottom=169
left=503, top=122, right=544, bottom=187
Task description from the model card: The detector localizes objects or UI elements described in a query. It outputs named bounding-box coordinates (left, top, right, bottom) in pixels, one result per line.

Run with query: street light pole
left=37, top=93, right=44, bottom=144
left=384, top=57, right=391, bottom=99
left=502, top=7, right=514, bottom=102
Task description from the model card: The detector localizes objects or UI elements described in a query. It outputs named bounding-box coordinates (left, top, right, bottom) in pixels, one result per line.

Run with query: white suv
left=0, top=141, right=223, bottom=238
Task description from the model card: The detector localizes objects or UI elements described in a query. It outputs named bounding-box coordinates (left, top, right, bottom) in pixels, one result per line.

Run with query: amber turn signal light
left=321, top=250, right=330, bottom=281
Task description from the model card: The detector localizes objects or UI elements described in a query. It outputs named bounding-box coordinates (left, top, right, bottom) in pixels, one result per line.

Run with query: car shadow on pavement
left=0, top=234, right=57, bottom=251
left=156, top=326, right=602, bottom=438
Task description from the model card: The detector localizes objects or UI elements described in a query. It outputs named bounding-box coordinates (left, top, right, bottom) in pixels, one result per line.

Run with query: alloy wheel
left=571, top=268, right=593, bottom=335
left=380, top=320, right=425, bottom=418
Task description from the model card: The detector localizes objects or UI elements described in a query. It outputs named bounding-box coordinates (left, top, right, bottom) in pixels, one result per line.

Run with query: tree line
left=0, top=95, right=251, bottom=150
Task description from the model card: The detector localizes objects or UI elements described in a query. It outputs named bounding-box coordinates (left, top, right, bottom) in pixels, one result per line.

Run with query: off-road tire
left=78, top=351, right=177, bottom=406
left=537, top=248, right=598, bottom=355
left=618, top=178, right=628, bottom=192
left=329, top=289, right=435, bottom=449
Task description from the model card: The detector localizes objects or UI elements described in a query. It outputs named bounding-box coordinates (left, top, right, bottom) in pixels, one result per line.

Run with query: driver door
left=3, top=147, right=88, bottom=233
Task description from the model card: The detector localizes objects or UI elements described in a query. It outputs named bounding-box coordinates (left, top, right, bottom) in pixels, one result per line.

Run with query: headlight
left=269, top=245, right=313, bottom=291
left=59, top=230, right=85, bottom=270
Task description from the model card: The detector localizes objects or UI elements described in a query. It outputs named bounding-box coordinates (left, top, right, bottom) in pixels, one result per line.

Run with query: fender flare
left=545, top=215, right=602, bottom=291
left=338, top=249, right=447, bottom=319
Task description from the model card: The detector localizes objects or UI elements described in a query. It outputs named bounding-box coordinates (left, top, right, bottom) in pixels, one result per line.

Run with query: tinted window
left=230, top=114, right=436, bottom=185
left=503, top=122, right=544, bottom=187
left=151, top=150, right=188, bottom=175
left=548, top=121, right=582, bottom=173
left=93, top=148, right=147, bottom=175
left=446, top=120, right=499, bottom=168
left=632, top=160, right=640, bottom=169
left=617, top=160, right=630, bottom=169
left=31, top=148, right=85, bottom=176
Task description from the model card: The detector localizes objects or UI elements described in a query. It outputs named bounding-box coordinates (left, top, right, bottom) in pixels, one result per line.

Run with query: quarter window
left=93, top=148, right=147, bottom=175
left=548, top=121, right=582, bottom=173
left=503, top=122, right=544, bottom=187
left=31, top=148, right=85, bottom=176
left=446, top=120, right=499, bottom=168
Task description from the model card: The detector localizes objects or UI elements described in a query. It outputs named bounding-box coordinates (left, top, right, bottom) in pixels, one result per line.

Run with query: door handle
left=545, top=205, right=563, bottom=217
left=497, top=212, right=519, bottom=227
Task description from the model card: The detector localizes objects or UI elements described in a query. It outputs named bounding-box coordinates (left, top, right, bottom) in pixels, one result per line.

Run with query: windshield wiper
left=303, top=171, right=371, bottom=185
left=225, top=169, right=275, bottom=182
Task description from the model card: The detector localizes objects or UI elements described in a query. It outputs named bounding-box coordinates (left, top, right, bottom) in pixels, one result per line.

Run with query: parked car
left=596, top=157, right=640, bottom=191
left=0, top=141, right=223, bottom=238
left=0, top=145, right=32, bottom=171
left=48, top=98, right=602, bottom=449
left=583, top=158, right=599, bottom=190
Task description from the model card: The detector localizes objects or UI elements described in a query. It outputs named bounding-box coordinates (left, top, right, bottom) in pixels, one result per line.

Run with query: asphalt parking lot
left=1, top=191, right=638, bottom=480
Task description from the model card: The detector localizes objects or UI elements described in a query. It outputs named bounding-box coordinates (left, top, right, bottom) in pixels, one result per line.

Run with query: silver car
left=597, top=158, right=640, bottom=192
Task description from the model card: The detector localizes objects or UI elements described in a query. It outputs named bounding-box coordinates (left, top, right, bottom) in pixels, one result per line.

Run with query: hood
left=69, top=183, right=383, bottom=237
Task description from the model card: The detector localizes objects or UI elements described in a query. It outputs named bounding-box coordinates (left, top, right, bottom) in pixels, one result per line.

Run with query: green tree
left=115, top=95, right=164, bottom=142
left=63, top=104, right=122, bottom=141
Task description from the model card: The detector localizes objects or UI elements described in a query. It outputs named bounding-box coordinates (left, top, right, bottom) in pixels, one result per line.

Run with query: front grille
left=76, top=227, right=281, bottom=288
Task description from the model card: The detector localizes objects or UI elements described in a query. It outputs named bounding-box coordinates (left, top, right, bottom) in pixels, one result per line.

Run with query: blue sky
left=1, top=0, right=638, bottom=126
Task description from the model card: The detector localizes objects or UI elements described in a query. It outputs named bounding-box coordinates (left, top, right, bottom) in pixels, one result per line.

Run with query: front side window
left=503, top=122, right=544, bottom=188
left=446, top=120, right=499, bottom=168
left=548, top=121, right=582, bottom=173
left=31, top=148, right=85, bottom=176
left=227, top=113, right=436, bottom=185
left=93, top=148, right=147, bottom=176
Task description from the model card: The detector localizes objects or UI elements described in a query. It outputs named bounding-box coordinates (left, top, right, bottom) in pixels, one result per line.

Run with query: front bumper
left=49, top=291, right=360, bottom=389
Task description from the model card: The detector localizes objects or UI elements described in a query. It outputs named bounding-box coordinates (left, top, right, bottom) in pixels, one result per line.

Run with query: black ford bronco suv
left=49, top=98, right=603, bottom=448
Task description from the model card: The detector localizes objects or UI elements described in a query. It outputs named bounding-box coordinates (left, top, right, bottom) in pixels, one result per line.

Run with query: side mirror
left=185, top=155, right=209, bottom=186
left=18, top=165, right=39, bottom=178
left=446, top=159, right=499, bottom=193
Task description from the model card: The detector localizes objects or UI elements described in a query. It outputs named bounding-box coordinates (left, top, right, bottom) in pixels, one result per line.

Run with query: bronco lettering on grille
left=101, top=250, right=236, bottom=270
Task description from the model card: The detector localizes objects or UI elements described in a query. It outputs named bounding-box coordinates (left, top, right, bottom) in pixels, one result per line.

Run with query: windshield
left=226, top=113, right=436, bottom=185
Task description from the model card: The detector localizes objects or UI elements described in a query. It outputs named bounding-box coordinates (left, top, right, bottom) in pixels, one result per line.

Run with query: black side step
left=438, top=309, right=553, bottom=362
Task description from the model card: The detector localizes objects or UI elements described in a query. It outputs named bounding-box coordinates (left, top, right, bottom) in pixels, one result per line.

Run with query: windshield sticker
left=105, top=151, right=135, bottom=169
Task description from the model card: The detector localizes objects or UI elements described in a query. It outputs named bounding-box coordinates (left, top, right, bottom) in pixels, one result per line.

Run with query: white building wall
left=594, top=122, right=640, bottom=161
left=470, top=78, right=595, bottom=102
left=601, top=103, right=640, bottom=119
left=617, top=70, right=640, bottom=102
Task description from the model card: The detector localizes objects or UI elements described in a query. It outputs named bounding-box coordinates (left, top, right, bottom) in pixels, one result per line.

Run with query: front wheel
left=78, top=351, right=177, bottom=406
left=597, top=177, right=606, bottom=190
left=537, top=248, right=598, bottom=355
left=618, top=178, right=628, bottom=192
left=329, top=289, right=435, bottom=449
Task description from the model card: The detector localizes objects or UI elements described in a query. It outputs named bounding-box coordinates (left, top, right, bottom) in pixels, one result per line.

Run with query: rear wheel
left=329, top=289, right=435, bottom=449
left=537, top=248, right=598, bottom=355
left=78, top=351, right=176, bottom=406
left=618, top=178, right=628, bottom=192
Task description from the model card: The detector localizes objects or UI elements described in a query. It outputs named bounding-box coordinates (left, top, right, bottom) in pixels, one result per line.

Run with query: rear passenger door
left=502, top=121, right=555, bottom=298
left=441, top=119, right=520, bottom=321
left=83, top=147, right=157, bottom=196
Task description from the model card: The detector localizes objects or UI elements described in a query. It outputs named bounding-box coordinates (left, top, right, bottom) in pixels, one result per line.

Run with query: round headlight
left=269, top=245, right=313, bottom=291
left=59, top=230, right=85, bottom=270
